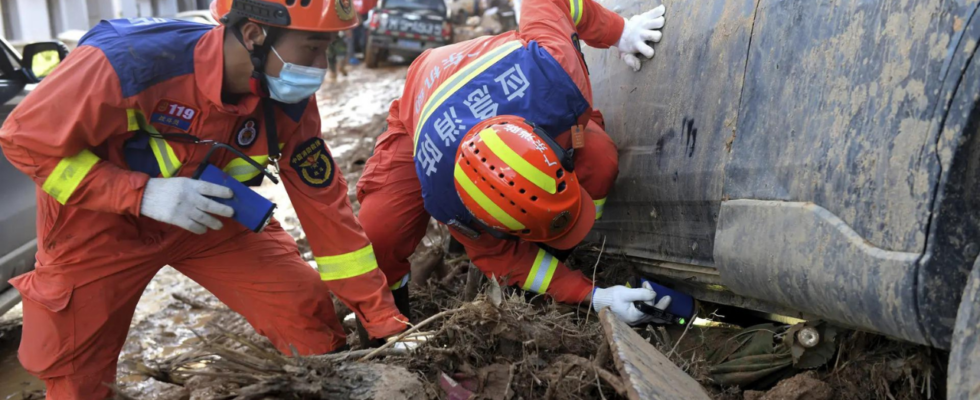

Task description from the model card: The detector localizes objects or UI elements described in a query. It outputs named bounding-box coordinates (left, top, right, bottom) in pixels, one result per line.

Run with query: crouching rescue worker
left=0, top=0, right=408, bottom=397
left=356, top=0, right=672, bottom=335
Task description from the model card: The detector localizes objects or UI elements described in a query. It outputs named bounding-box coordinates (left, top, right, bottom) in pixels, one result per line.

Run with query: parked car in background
left=0, top=38, right=68, bottom=316
left=364, top=0, right=452, bottom=68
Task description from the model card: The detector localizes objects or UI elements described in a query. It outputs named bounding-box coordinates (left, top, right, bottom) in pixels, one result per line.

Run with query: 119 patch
left=151, top=99, right=198, bottom=131
left=290, top=137, right=335, bottom=188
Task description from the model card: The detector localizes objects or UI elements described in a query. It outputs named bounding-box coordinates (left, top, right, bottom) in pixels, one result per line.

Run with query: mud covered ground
left=0, top=63, right=948, bottom=400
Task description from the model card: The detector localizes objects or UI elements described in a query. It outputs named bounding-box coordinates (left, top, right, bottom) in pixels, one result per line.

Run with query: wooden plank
left=600, top=309, right=711, bottom=400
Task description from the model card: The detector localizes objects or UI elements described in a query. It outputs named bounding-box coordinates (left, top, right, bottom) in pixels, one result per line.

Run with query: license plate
left=400, top=40, right=423, bottom=50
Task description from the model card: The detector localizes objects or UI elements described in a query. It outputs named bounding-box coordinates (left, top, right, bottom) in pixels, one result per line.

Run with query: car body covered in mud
left=582, top=0, right=980, bottom=365
left=0, top=38, right=67, bottom=315
left=364, top=0, right=453, bottom=68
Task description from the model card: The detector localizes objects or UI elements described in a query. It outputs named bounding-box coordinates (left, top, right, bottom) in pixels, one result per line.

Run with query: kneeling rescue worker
left=0, top=0, right=409, bottom=397
left=356, top=0, right=673, bottom=332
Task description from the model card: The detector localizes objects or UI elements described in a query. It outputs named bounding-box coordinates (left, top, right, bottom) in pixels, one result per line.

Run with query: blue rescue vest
left=413, top=40, right=590, bottom=230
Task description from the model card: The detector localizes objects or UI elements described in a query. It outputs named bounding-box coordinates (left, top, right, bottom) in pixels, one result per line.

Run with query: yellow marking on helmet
left=479, top=128, right=556, bottom=194
left=454, top=163, right=524, bottom=231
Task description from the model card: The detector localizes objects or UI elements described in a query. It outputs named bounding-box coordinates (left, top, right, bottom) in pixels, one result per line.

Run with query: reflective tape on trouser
left=41, top=149, right=100, bottom=204
left=594, top=198, right=607, bottom=220
left=315, top=245, right=380, bottom=281
left=522, top=248, right=559, bottom=293
left=389, top=273, right=411, bottom=290
left=127, top=109, right=182, bottom=177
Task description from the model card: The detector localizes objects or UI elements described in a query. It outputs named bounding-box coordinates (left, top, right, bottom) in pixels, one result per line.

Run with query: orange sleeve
left=451, top=230, right=594, bottom=304
left=518, top=0, right=624, bottom=104
left=282, top=102, right=406, bottom=339
left=0, top=45, right=149, bottom=215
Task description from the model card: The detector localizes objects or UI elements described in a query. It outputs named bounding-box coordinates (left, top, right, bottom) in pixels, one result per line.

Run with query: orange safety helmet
left=210, top=0, right=359, bottom=32
left=454, top=116, right=595, bottom=250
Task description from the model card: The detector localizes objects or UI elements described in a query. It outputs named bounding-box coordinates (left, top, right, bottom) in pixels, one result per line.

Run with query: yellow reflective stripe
left=224, top=155, right=269, bottom=182
left=454, top=163, right=524, bottom=231
left=479, top=127, right=556, bottom=194
left=594, top=197, right=607, bottom=220
left=522, top=248, right=558, bottom=293
left=569, top=0, right=583, bottom=25
left=389, top=273, right=411, bottom=290
left=149, top=137, right=181, bottom=177
left=126, top=109, right=141, bottom=131
left=315, top=245, right=380, bottom=281
left=126, top=108, right=182, bottom=177
left=41, top=149, right=99, bottom=204
left=413, top=41, right=523, bottom=155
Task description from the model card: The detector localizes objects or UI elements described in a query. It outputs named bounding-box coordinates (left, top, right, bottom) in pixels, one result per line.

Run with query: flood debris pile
left=134, top=275, right=627, bottom=400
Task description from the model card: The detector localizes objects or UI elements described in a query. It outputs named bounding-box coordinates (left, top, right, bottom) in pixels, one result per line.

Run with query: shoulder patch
left=290, top=137, right=335, bottom=188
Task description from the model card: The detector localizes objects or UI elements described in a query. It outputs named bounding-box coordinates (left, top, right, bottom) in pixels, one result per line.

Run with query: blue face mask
left=264, top=39, right=327, bottom=104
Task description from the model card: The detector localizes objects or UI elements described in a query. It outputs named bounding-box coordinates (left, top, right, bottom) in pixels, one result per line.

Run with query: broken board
left=600, top=309, right=711, bottom=400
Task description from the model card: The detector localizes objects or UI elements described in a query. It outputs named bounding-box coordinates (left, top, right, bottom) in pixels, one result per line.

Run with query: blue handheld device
left=630, top=277, right=697, bottom=325
left=198, top=164, right=276, bottom=233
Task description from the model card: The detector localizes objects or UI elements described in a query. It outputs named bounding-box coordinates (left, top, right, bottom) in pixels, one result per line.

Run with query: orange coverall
left=357, top=0, right=623, bottom=303
left=0, top=19, right=403, bottom=398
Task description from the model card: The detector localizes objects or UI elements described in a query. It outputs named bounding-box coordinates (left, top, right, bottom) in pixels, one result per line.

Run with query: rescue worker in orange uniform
left=0, top=1, right=408, bottom=397
left=356, top=0, right=672, bottom=328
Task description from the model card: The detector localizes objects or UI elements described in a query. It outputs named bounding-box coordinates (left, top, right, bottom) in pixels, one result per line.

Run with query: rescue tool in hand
left=191, top=142, right=279, bottom=233
left=592, top=285, right=671, bottom=326
left=629, top=277, right=697, bottom=326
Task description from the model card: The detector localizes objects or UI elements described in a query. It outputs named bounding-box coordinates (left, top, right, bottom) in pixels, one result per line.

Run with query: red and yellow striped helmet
left=211, top=0, right=359, bottom=32
left=454, top=116, right=595, bottom=249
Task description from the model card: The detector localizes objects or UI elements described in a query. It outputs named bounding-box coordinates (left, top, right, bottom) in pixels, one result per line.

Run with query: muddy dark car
left=583, top=0, right=980, bottom=395
left=0, top=39, right=67, bottom=316
left=364, top=0, right=452, bottom=68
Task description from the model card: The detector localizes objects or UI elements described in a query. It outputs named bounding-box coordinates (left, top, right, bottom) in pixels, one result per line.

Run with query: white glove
left=592, top=285, right=672, bottom=326
left=615, top=4, right=666, bottom=71
left=140, top=177, right=235, bottom=234
left=387, top=331, right=433, bottom=351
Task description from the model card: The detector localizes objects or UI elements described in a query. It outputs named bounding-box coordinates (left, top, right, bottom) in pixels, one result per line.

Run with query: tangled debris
left=136, top=273, right=623, bottom=400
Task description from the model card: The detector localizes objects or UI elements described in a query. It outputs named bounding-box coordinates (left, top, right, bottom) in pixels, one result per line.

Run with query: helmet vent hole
left=469, top=142, right=475, bottom=147
left=474, top=149, right=480, bottom=154
left=489, top=165, right=495, bottom=170
left=530, top=196, right=537, bottom=201
left=481, top=158, right=487, bottom=162
left=557, top=182, right=566, bottom=192
left=498, top=173, right=504, bottom=178
left=500, top=193, right=505, bottom=198
left=490, top=185, right=495, bottom=190
left=520, top=209, right=527, bottom=214
left=466, top=160, right=471, bottom=165
left=521, top=229, right=531, bottom=234
left=286, top=0, right=296, bottom=5
left=556, top=169, right=564, bottom=178
left=508, top=181, right=514, bottom=186
left=519, top=189, right=526, bottom=194
left=481, top=177, right=486, bottom=181
left=510, top=201, right=516, bottom=205
left=300, top=0, right=312, bottom=6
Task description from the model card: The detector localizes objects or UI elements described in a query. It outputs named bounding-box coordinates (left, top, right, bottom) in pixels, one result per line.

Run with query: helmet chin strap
left=228, top=23, right=284, bottom=175
left=230, top=24, right=282, bottom=98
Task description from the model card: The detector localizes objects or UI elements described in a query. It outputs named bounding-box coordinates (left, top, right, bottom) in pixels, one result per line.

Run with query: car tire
left=365, top=38, right=381, bottom=69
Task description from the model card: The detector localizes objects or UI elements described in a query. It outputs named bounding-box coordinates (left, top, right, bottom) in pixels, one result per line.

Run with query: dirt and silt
left=0, top=64, right=949, bottom=400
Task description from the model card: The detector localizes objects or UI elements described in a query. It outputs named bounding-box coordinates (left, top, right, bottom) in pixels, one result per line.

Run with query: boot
left=339, top=57, right=349, bottom=77
left=391, top=285, right=412, bottom=321
left=355, top=285, right=412, bottom=348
